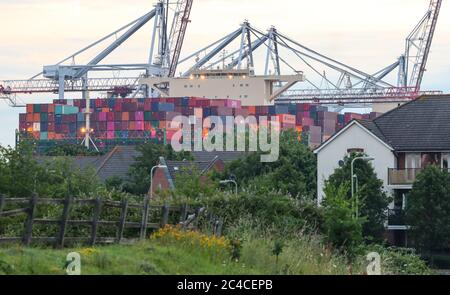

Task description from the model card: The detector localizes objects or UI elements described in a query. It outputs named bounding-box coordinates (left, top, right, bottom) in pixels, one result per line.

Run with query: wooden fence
left=0, top=194, right=223, bottom=248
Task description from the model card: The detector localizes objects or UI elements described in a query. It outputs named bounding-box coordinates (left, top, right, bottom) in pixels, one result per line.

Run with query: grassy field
left=0, top=226, right=431, bottom=275
left=0, top=226, right=358, bottom=275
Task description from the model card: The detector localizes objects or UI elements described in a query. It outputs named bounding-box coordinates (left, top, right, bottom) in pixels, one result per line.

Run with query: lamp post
left=220, top=179, right=238, bottom=196
left=351, top=156, right=374, bottom=218
left=141, top=164, right=167, bottom=240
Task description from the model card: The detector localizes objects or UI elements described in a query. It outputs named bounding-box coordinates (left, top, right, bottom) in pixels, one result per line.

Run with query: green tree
left=223, top=130, right=317, bottom=199
left=322, top=183, right=364, bottom=257
left=125, top=144, right=193, bottom=195
left=171, top=166, right=217, bottom=202
left=406, top=165, right=450, bottom=254
left=0, top=143, right=42, bottom=197
left=325, top=153, right=390, bottom=242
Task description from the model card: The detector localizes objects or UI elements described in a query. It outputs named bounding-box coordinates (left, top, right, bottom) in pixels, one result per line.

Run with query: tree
left=125, top=144, right=193, bottom=195
left=325, top=153, right=391, bottom=242
left=222, top=130, right=317, bottom=199
left=171, top=166, right=217, bottom=202
left=322, top=182, right=364, bottom=257
left=406, top=165, right=450, bottom=254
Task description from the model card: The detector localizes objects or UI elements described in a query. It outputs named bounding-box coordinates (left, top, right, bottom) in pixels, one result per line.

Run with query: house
left=314, top=95, right=450, bottom=246
left=150, top=151, right=245, bottom=195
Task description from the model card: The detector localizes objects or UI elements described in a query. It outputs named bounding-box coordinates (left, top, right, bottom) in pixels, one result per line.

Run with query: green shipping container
left=40, top=113, right=48, bottom=122
left=40, top=132, right=48, bottom=140
left=33, top=104, right=41, bottom=113
left=144, top=112, right=152, bottom=121
left=55, top=105, right=63, bottom=115
left=151, top=121, right=159, bottom=128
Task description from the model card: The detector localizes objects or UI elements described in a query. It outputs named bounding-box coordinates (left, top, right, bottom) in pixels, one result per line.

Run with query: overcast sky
left=1, top=0, right=449, bottom=146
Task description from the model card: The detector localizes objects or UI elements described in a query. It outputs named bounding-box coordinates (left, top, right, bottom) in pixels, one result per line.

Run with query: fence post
left=57, top=196, right=72, bottom=248
left=90, top=198, right=102, bottom=246
left=140, top=198, right=150, bottom=240
left=23, top=194, right=38, bottom=246
left=215, top=219, right=223, bottom=237
left=0, top=195, right=5, bottom=215
left=161, top=204, right=169, bottom=227
left=116, top=200, right=128, bottom=244
left=179, top=204, right=188, bottom=223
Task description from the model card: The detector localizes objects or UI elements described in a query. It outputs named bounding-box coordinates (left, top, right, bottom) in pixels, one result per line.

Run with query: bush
left=204, top=190, right=322, bottom=237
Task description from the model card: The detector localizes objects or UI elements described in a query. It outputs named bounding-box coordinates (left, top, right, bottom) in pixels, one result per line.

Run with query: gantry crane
left=0, top=0, right=194, bottom=106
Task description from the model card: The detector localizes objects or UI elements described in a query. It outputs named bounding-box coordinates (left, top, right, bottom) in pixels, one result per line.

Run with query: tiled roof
left=95, top=146, right=140, bottom=181
left=358, top=95, right=450, bottom=151
left=193, top=151, right=245, bottom=163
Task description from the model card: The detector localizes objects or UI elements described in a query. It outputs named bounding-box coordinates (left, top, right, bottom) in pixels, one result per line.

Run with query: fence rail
left=0, top=194, right=222, bottom=248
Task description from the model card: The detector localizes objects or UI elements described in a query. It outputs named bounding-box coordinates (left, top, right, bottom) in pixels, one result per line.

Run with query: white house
left=314, top=95, right=450, bottom=246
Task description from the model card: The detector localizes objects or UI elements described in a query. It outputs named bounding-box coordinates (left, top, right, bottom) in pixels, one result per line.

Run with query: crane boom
left=408, top=0, right=442, bottom=90
left=168, top=0, right=193, bottom=77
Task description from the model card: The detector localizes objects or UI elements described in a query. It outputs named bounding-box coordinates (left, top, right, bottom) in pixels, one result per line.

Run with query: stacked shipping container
left=19, top=97, right=381, bottom=151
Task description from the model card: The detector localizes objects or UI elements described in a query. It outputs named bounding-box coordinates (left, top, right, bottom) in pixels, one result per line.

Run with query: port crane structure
left=0, top=0, right=443, bottom=107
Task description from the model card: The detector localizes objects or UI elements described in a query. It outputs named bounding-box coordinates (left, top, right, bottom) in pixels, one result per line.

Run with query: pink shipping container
left=99, top=112, right=107, bottom=121
left=107, top=131, right=115, bottom=139
left=107, top=122, right=115, bottom=131
left=135, top=111, right=144, bottom=121
left=225, top=99, right=241, bottom=108
left=136, top=121, right=144, bottom=131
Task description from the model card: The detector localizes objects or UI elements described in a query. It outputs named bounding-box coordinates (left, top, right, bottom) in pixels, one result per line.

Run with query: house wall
left=316, top=123, right=396, bottom=205
left=151, top=168, right=172, bottom=197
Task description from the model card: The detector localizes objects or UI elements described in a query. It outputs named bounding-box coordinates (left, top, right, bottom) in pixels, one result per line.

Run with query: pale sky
left=1, top=0, right=449, bottom=146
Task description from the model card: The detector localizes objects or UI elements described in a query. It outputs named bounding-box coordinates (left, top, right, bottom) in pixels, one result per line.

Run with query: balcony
left=388, top=168, right=422, bottom=186
left=388, top=209, right=406, bottom=227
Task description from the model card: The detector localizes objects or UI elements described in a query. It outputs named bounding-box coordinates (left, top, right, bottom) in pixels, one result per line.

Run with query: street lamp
left=141, top=164, right=167, bottom=240
left=351, top=156, right=374, bottom=218
left=220, top=179, right=238, bottom=196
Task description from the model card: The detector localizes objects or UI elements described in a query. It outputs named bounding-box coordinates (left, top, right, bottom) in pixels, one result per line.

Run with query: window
left=443, top=154, right=449, bottom=171
left=347, top=148, right=364, bottom=154
left=406, top=153, right=421, bottom=169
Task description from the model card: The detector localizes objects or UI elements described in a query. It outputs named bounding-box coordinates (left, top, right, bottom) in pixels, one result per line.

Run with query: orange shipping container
left=122, top=112, right=129, bottom=121
left=277, top=114, right=296, bottom=125
left=48, top=104, right=55, bottom=113
left=159, top=121, right=167, bottom=129
left=48, top=132, right=56, bottom=140
left=33, top=113, right=41, bottom=122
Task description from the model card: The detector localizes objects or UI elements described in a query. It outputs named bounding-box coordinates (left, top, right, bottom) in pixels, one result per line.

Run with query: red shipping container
left=33, top=113, right=40, bottom=122
left=114, top=104, right=122, bottom=112
left=144, top=102, right=152, bottom=111
left=277, top=114, right=296, bottom=125
left=122, top=112, right=130, bottom=121
left=26, top=113, right=33, bottom=122
left=107, top=112, right=114, bottom=121
left=26, top=104, right=33, bottom=114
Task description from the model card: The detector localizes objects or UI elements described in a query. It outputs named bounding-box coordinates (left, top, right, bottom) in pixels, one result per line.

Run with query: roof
left=315, top=94, right=450, bottom=153
left=367, top=95, right=450, bottom=151
left=95, top=146, right=140, bottom=181
left=193, top=151, right=245, bottom=163
left=35, top=155, right=104, bottom=171
left=165, top=160, right=218, bottom=181
left=314, top=120, right=394, bottom=154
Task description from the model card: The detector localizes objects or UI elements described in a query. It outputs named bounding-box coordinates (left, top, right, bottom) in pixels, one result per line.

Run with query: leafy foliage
left=171, top=167, right=218, bottom=202
left=44, top=144, right=104, bottom=156
left=124, top=144, right=193, bottom=195
left=221, top=130, right=317, bottom=199
left=325, top=153, right=391, bottom=242
left=406, top=165, right=450, bottom=253
left=322, top=183, right=364, bottom=257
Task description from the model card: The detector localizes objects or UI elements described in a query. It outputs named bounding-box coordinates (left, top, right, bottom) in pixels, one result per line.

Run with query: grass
left=0, top=225, right=430, bottom=275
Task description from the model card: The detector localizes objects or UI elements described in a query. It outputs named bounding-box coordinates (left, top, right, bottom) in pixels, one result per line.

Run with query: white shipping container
left=33, top=122, right=41, bottom=132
